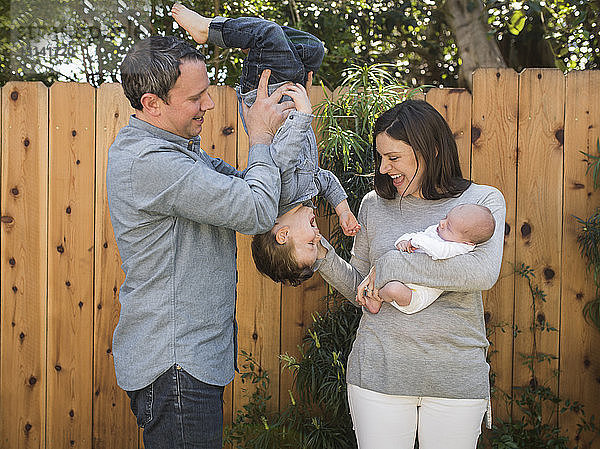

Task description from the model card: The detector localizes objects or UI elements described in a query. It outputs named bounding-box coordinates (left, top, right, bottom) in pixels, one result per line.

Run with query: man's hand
left=242, top=69, right=295, bottom=146
left=396, top=239, right=417, bottom=253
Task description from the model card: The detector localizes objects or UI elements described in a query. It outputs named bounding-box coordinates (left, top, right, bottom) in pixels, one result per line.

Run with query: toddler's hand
left=340, top=210, right=361, bottom=236
left=396, top=239, right=416, bottom=253
left=282, top=83, right=312, bottom=114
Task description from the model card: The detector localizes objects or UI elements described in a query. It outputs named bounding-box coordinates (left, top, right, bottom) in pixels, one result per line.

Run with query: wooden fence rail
left=1, top=68, right=599, bottom=449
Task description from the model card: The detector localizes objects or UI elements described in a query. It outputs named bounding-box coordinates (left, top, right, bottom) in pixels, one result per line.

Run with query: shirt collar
left=128, top=115, right=202, bottom=148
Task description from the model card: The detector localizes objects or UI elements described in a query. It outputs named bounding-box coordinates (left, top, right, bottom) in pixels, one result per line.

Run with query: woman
left=314, top=100, right=506, bottom=449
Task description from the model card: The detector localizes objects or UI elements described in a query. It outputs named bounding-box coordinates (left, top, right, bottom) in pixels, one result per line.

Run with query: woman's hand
left=356, top=267, right=382, bottom=313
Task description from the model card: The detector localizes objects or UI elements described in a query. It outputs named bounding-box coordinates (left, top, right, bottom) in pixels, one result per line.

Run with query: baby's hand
left=282, top=83, right=312, bottom=114
left=340, top=210, right=361, bottom=236
left=396, top=239, right=417, bottom=253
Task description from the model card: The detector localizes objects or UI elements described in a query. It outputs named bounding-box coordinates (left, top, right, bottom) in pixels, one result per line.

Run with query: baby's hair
left=458, top=204, right=496, bottom=244
left=251, top=231, right=314, bottom=286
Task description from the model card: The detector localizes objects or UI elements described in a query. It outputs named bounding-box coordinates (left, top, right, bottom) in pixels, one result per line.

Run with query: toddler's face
left=436, top=206, right=472, bottom=244
left=285, top=205, right=322, bottom=268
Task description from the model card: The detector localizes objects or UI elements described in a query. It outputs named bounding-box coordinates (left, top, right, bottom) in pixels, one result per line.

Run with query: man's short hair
left=120, top=36, right=206, bottom=110
left=251, top=231, right=314, bottom=287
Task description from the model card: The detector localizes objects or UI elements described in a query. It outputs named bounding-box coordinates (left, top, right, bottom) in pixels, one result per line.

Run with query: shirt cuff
left=247, top=143, right=276, bottom=166
left=312, top=236, right=335, bottom=271
left=207, top=16, right=228, bottom=48
left=285, top=110, right=314, bottom=130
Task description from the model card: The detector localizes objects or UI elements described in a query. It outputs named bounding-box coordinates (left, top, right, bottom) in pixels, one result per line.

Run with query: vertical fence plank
left=202, top=86, right=238, bottom=164
left=279, top=85, right=331, bottom=408
left=471, top=69, right=519, bottom=421
left=0, top=82, right=48, bottom=449
left=514, top=68, right=565, bottom=413
left=234, top=97, right=282, bottom=415
left=199, top=85, right=239, bottom=434
left=561, top=70, right=600, bottom=447
left=426, top=88, right=472, bottom=178
left=93, top=83, right=138, bottom=449
left=47, top=82, right=95, bottom=449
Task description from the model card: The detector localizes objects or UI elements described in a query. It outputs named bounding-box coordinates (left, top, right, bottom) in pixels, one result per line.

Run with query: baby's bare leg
left=379, top=281, right=413, bottom=307
left=171, top=3, right=212, bottom=44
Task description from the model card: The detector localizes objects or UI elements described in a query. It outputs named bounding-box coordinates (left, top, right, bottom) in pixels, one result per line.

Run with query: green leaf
left=508, top=10, right=527, bottom=35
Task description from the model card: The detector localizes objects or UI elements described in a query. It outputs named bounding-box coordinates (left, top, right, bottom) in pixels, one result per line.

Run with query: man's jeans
left=208, top=16, right=325, bottom=93
left=127, top=364, right=224, bottom=449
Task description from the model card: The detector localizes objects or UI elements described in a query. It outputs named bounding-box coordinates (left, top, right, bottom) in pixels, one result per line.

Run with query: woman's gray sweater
left=315, top=183, right=506, bottom=399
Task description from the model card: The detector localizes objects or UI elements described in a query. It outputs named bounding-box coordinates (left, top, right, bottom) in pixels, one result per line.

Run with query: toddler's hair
left=460, top=204, right=496, bottom=244
left=251, top=231, right=314, bottom=286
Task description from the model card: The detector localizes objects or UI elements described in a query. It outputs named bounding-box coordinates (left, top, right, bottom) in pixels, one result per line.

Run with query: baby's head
left=436, top=204, right=495, bottom=245
left=251, top=205, right=321, bottom=286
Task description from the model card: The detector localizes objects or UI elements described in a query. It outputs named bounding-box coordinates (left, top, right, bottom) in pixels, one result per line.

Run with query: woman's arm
left=313, top=197, right=371, bottom=303
left=375, top=188, right=507, bottom=292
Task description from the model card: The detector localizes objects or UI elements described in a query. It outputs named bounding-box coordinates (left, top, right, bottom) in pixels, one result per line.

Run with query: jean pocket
left=127, top=383, right=153, bottom=428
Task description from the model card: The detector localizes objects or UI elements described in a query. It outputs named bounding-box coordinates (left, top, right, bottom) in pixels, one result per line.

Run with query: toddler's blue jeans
left=208, top=16, right=324, bottom=93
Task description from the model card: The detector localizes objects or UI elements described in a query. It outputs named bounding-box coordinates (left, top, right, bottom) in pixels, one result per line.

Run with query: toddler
left=172, top=5, right=360, bottom=286
left=363, top=203, right=495, bottom=314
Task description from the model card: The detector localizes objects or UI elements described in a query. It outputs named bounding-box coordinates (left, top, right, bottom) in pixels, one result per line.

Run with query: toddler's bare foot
left=171, top=3, right=211, bottom=44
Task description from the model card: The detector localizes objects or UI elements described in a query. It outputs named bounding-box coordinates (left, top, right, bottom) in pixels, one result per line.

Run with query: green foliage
left=315, top=63, right=424, bottom=259
left=1, top=0, right=597, bottom=87
left=224, top=303, right=363, bottom=449
left=581, top=138, right=600, bottom=190
left=576, top=138, right=600, bottom=332
left=486, top=0, right=599, bottom=71
left=223, top=350, right=304, bottom=448
left=291, top=301, right=362, bottom=421
left=481, top=264, right=599, bottom=449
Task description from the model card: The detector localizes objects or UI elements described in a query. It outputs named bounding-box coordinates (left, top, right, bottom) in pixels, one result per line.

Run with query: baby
left=363, top=204, right=496, bottom=314
left=172, top=5, right=360, bottom=286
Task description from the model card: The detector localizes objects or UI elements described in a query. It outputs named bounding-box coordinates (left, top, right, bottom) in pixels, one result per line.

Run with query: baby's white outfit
left=392, top=224, right=475, bottom=313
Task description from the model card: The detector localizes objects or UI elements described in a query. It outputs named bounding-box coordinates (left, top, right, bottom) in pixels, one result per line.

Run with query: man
left=106, top=35, right=293, bottom=448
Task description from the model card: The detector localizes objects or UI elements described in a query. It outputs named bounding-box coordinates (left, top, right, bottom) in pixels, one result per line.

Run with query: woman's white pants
left=347, top=383, right=487, bottom=449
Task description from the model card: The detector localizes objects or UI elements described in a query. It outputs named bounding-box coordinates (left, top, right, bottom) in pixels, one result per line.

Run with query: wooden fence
left=0, top=68, right=599, bottom=449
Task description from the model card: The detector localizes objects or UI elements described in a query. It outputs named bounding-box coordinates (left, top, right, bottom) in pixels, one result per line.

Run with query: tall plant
left=315, top=63, right=424, bottom=260
left=224, top=64, right=422, bottom=448
left=577, top=138, right=600, bottom=331
left=481, top=265, right=599, bottom=449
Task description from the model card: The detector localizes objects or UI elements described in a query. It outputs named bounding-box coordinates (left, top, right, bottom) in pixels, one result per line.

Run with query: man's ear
left=140, top=93, right=162, bottom=117
left=275, top=226, right=290, bottom=245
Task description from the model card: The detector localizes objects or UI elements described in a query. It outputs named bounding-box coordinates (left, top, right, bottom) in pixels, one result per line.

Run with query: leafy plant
left=576, top=137, right=600, bottom=331
left=223, top=350, right=303, bottom=449
left=315, top=63, right=424, bottom=260
left=480, top=265, right=599, bottom=449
